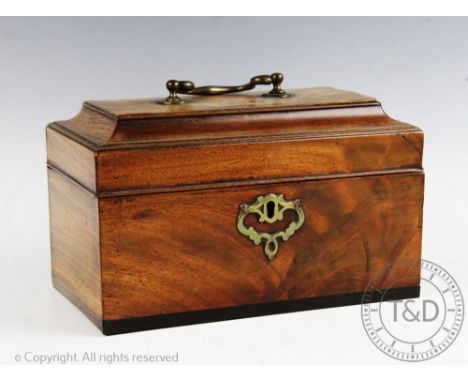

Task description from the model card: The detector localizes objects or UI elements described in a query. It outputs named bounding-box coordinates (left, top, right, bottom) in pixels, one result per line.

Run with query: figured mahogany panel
left=96, top=132, right=423, bottom=194
left=99, top=172, right=423, bottom=321
left=48, top=169, right=102, bottom=327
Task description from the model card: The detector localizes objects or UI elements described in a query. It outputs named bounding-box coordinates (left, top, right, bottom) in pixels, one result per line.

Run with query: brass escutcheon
left=236, top=193, right=305, bottom=261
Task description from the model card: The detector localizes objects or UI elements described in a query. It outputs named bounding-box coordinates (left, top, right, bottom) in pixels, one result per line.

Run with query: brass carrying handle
left=162, top=72, right=290, bottom=104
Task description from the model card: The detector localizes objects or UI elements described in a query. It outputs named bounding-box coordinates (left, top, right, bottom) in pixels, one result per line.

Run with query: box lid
left=84, top=86, right=377, bottom=121
left=47, top=87, right=423, bottom=196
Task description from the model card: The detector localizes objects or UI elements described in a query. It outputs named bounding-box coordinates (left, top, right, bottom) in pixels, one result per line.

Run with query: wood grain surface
left=99, top=172, right=423, bottom=320
left=46, top=128, right=97, bottom=192
left=95, top=132, right=423, bottom=195
left=48, top=169, right=102, bottom=327
left=84, top=87, right=378, bottom=120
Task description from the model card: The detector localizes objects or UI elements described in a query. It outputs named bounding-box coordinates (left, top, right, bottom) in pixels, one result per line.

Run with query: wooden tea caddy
left=46, top=73, right=424, bottom=334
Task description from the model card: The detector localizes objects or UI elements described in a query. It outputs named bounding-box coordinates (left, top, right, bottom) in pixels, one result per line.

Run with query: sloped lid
left=48, top=87, right=417, bottom=151
left=47, top=87, right=423, bottom=195
left=83, top=87, right=378, bottom=121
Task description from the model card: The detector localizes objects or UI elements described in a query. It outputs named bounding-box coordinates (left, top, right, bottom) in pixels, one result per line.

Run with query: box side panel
left=46, top=127, right=96, bottom=192
left=96, top=131, right=423, bottom=195
left=99, top=172, right=423, bottom=321
left=48, top=169, right=102, bottom=328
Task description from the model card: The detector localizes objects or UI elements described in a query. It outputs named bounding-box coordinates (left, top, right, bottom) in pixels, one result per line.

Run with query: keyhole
left=266, top=201, right=275, bottom=219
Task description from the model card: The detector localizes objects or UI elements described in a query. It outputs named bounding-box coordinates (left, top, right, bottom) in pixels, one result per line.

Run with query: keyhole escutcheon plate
left=236, top=193, right=306, bottom=261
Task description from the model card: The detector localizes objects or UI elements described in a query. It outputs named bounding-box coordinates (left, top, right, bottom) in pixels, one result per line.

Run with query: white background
left=0, top=17, right=467, bottom=364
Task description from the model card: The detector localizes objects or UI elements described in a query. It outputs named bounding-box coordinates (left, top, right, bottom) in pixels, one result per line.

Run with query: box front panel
left=99, top=172, right=423, bottom=321
left=96, top=131, right=423, bottom=194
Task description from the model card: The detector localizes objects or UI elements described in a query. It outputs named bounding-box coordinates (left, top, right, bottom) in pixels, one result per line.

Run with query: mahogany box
left=46, top=75, right=424, bottom=335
